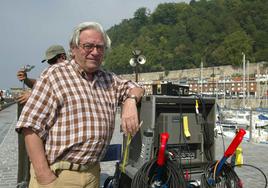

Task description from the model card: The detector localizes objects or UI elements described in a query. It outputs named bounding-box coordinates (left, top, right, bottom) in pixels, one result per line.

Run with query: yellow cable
left=121, top=121, right=143, bottom=173
left=213, top=160, right=220, bottom=180
left=121, top=133, right=131, bottom=173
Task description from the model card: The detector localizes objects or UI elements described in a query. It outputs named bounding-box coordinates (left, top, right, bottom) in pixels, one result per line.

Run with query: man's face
left=72, top=29, right=105, bottom=73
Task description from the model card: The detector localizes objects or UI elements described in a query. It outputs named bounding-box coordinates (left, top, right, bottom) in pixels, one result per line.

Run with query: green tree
left=133, top=7, right=150, bottom=27
left=151, top=3, right=178, bottom=25
left=103, top=0, right=268, bottom=74
left=211, top=31, right=253, bottom=66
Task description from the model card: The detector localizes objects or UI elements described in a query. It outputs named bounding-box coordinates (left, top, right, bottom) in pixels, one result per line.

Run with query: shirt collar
left=70, top=59, right=104, bottom=81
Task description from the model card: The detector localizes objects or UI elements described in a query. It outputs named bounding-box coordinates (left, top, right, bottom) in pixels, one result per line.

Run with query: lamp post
left=200, top=61, right=203, bottom=96
left=242, top=52, right=246, bottom=108
left=129, top=50, right=146, bottom=82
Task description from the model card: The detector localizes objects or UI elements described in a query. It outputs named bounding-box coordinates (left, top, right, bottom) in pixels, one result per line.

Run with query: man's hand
left=23, top=128, right=57, bottom=185
left=17, top=70, right=27, bottom=81
left=16, top=91, right=31, bottom=104
left=35, top=168, right=57, bottom=185
left=16, top=69, right=36, bottom=88
left=121, top=98, right=139, bottom=136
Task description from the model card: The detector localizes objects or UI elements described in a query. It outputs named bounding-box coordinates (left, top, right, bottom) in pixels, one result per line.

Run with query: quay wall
left=0, top=99, right=16, bottom=111
left=121, top=62, right=267, bottom=82
left=120, top=62, right=267, bottom=109
left=218, top=98, right=268, bottom=109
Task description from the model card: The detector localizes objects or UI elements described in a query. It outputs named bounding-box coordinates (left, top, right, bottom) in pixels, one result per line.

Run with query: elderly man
left=16, top=22, right=144, bottom=188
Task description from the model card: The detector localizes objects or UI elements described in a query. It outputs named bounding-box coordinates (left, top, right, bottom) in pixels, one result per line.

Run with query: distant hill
left=103, top=0, right=268, bottom=75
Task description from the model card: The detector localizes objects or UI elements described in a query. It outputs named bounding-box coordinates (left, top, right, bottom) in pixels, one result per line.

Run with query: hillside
left=103, top=0, right=268, bottom=75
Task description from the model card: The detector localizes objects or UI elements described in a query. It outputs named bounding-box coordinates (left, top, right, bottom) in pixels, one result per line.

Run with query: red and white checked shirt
left=16, top=60, right=140, bottom=165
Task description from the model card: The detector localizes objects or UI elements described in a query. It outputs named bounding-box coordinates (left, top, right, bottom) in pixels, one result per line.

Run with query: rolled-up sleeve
left=113, top=74, right=143, bottom=103
left=16, top=75, right=57, bottom=140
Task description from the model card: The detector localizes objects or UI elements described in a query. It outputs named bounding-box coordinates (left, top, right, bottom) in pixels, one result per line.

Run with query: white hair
left=69, top=22, right=111, bottom=50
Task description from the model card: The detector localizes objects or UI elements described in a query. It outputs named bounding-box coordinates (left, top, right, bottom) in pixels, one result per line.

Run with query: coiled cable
left=202, top=161, right=267, bottom=188
left=131, top=158, right=187, bottom=188
left=233, top=163, right=267, bottom=188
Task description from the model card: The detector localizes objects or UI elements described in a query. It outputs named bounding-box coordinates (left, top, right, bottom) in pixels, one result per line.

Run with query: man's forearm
left=23, top=128, right=52, bottom=177
left=128, top=87, right=144, bottom=102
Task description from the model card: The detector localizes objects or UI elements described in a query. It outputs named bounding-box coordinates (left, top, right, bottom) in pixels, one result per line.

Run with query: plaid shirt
left=16, top=60, right=139, bottom=165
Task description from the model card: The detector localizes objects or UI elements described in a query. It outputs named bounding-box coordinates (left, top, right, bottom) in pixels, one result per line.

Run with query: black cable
left=196, top=96, right=214, bottom=161
left=202, top=161, right=268, bottom=188
left=233, top=163, right=268, bottom=188
left=218, top=122, right=226, bottom=154
left=214, top=104, right=227, bottom=153
left=202, top=161, right=243, bottom=188
left=214, top=111, right=267, bottom=188
left=131, top=158, right=187, bottom=188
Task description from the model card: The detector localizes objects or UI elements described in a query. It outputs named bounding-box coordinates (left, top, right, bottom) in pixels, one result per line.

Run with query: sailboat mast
left=242, top=52, right=246, bottom=108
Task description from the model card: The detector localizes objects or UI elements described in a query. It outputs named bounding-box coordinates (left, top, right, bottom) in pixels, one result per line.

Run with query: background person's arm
left=16, top=90, right=31, bottom=104
left=23, top=78, right=36, bottom=89
left=17, top=70, right=36, bottom=88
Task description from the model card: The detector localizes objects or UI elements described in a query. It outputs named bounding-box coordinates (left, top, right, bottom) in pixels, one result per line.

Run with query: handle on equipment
left=224, top=129, right=246, bottom=158
left=157, top=133, right=169, bottom=166
left=216, top=129, right=246, bottom=176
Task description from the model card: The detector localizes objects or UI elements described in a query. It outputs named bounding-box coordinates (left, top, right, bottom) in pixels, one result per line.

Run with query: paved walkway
left=0, top=104, right=19, bottom=187
left=0, top=104, right=267, bottom=187
left=215, top=136, right=268, bottom=188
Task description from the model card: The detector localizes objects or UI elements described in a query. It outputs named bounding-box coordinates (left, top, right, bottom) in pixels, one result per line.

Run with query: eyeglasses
left=79, top=43, right=106, bottom=53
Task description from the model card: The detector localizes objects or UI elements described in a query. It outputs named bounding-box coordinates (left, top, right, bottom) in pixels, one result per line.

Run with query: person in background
left=0, top=90, right=4, bottom=102
left=16, top=45, right=66, bottom=104
left=16, top=21, right=144, bottom=188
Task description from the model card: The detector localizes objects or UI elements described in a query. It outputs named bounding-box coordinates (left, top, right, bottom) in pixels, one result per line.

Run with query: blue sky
left=0, top=0, right=189, bottom=89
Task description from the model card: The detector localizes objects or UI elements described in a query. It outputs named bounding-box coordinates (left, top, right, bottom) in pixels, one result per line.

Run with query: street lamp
left=129, top=50, right=146, bottom=82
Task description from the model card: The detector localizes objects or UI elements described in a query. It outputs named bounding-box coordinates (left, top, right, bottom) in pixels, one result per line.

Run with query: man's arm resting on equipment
left=121, top=87, right=144, bottom=136
left=125, top=87, right=144, bottom=103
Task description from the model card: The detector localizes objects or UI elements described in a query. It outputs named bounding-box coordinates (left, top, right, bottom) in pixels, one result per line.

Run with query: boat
left=220, top=109, right=268, bottom=128
left=216, top=108, right=268, bottom=143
